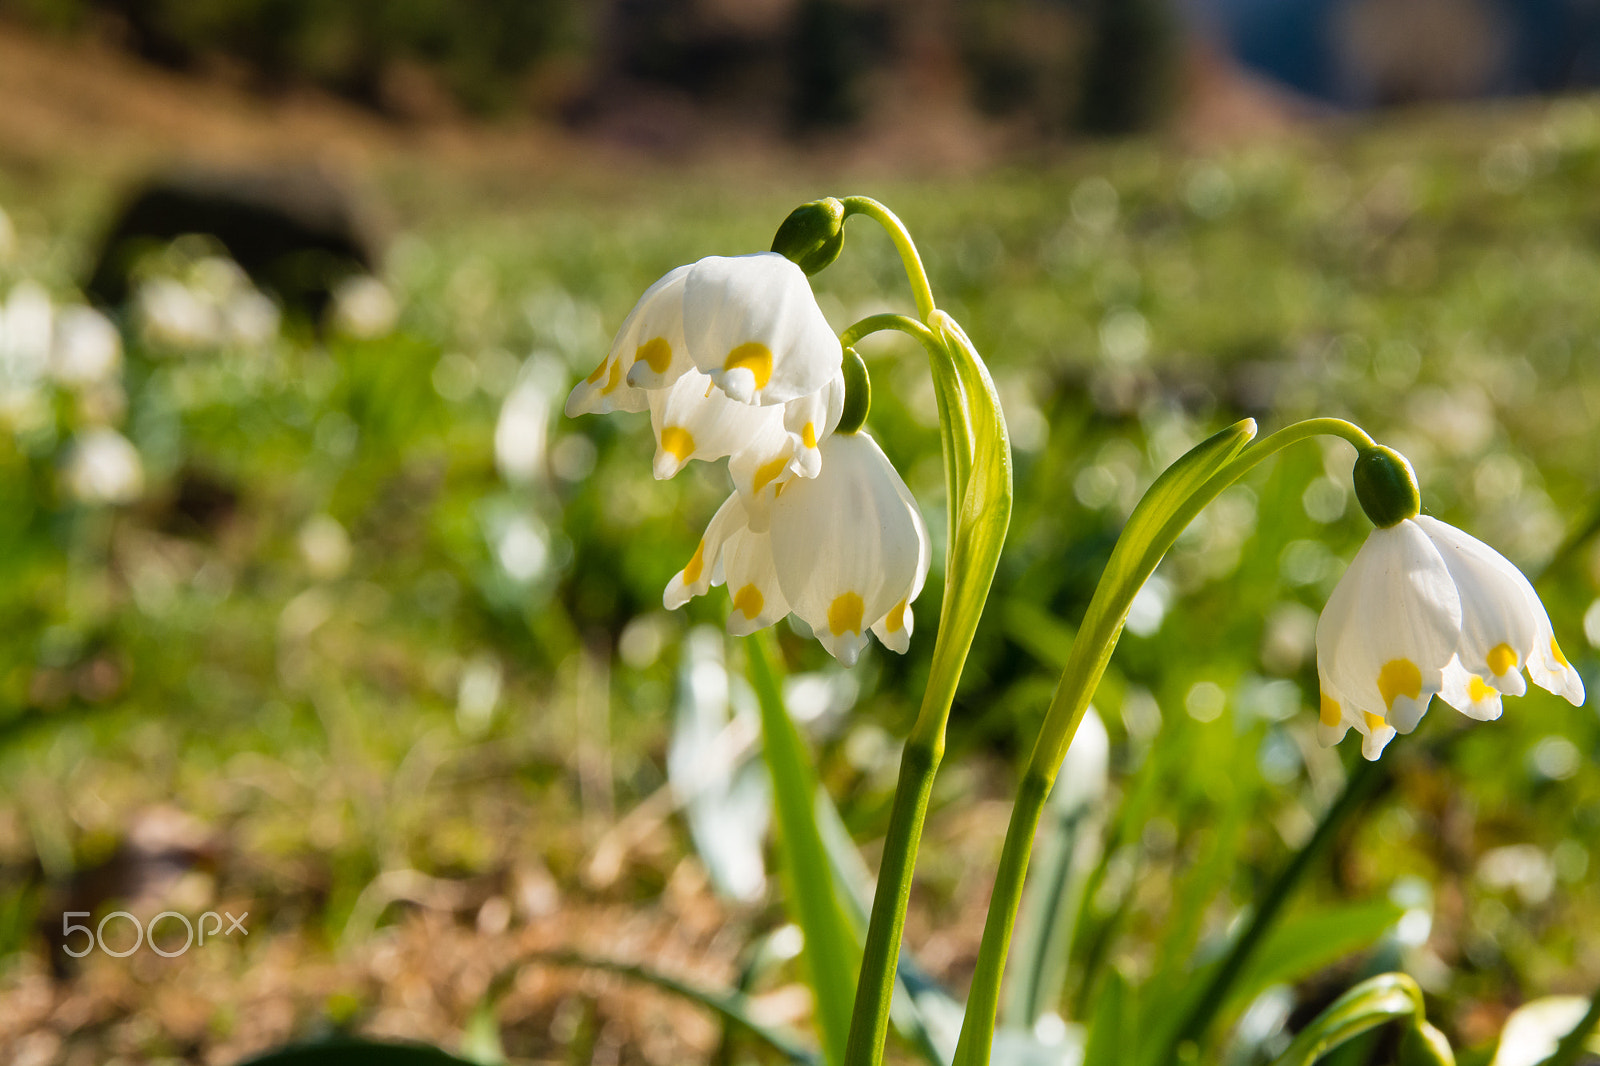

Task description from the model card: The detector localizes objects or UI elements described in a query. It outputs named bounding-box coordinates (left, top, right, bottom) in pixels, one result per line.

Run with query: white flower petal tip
left=567, top=265, right=693, bottom=418
left=1530, top=637, right=1586, bottom=706
left=1316, top=721, right=1350, bottom=748
left=1360, top=720, right=1397, bottom=761
left=1316, top=512, right=1586, bottom=757
left=683, top=253, right=841, bottom=407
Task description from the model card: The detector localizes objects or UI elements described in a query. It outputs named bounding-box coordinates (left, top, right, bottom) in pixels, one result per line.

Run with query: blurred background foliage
left=0, top=1, right=1599, bottom=1063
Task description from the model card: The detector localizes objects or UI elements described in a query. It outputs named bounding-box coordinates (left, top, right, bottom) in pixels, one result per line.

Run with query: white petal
left=683, top=253, right=842, bottom=406
left=727, top=417, right=799, bottom=521
left=769, top=432, right=924, bottom=665
left=870, top=458, right=932, bottom=655
left=720, top=525, right=791, bottom=637
left=1316, top=520, right=1462, bottom=734
left=566, top=265, right=692, bottom=417
left=1528, top=628, right=1586, bottom=706
left=664, top=494, right=745, bottom=610
left=781, top=371, right=847, bottom=480
left=1412, top=515, right=1541, bottom=698
left=649, top=370, right=782, bottom=479
left=1441, top=657, right=1506, bottom=722
left=1361, top=718, right=1397, bottom=761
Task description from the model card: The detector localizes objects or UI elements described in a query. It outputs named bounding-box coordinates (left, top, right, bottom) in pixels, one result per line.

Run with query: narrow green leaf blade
left=523, top=950, right=820, bottom=1065
left=1227, top=900, right=1406, bottom=1013
left=746, top=632, right=862, bottom=1066
left=1268, top=973, right=1422, bottom=1066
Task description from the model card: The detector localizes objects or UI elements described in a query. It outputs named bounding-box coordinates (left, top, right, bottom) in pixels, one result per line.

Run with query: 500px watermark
left=62, top=910, right=249, bottom=958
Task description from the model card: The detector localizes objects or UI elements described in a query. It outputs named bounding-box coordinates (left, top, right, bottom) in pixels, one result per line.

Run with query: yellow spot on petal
left=1319, top=692, right=1341, bottom=728
left=725, top=342, right=774, bottom=389
left=636, top=336, right=673, bottom=374
left=585, top=358, right=610, bottom=384
left=1552, top=638, right=1571, bottom=669
left=1363, top=711, right=1387, bottom=734
left=828, top=591, right=864, bottom=636
left=732, top=584, right=764, bottom=619
left=1377, top=658, right=1422, bottom=712
left=705, top=381, right=714, bottom=398
left=773, top=480, right=787, bottom=498
left=1487, top=643, right=1518, bottom=677
left=601, top=359, right=624, bottom=394
left=683, top=540, right=706, bottom=586
left=885, top=599, right=907, bottom=633
left=660, top=426, right=695, bottom=463
left=752, top=454, right=787, bottom=495
left=1468, top=675, right=1496, bottom=703
left=802, top=422, right=818, bottom=449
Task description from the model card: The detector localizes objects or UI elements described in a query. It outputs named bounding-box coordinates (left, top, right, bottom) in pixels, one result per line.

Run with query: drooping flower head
left=1316, top=445, right=1584, bottom=759
left=664, top=430, right=930, bottom=665
left=567, top=249, right=929, bottom=664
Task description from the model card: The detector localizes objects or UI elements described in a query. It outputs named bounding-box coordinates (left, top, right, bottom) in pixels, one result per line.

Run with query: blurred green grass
left=2, top=98, right=1600, bottom=1060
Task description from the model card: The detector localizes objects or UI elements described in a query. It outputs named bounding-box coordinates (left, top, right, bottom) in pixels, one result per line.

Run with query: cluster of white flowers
left=1316, top=453, right=1584, bottom=759
left=0, top=278, right=145, bottom=505
left=567, top=252, right=930, bottom=666
left=136, top=256, right=280, bottom=351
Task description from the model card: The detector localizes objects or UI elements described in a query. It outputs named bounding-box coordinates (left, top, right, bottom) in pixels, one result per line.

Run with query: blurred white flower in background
left=1, top=281, right=53, bottom=386
left=66, top=427, right=145, bottom=504
left=298, top=514, right=352, bottom=580
left=495, top=513, right=550, bottom=583
left=331, top=275, right=399, bottom=339
left=225, top=289, right=281, bottom=347
left=136, top=256, right=280, bottom=351
left=138, top=277, right=219, bottom=350
left=495, top=356, right=566, bottom=485
left=51, top=306, right=122, bottom=388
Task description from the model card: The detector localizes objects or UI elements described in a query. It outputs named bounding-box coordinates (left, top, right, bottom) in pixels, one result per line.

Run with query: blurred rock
left=86, top=167, right=380, bottom=327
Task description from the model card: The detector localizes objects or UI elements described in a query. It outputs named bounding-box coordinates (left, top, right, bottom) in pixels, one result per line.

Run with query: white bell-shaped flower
left=565, top=264, right=694, bottom=417
left=568, top=256, right=845, bottom=495
left=664, top=431, right=930, bottom=666
left=1316, top=515, right=1584, bottom=760
left=682, top=253, right=841, bottom=405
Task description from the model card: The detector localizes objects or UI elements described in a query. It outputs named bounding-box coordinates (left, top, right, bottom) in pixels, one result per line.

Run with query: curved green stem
left=843, top=319, right=1012, bottom=1066
left=951, top=416, right=1373, bottom=1066
left=841, top=196, right=937, bottom=323
left=839, top=313, right=943, bottom=353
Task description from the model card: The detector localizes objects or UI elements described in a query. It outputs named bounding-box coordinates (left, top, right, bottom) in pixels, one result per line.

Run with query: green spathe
left=1353, top=445, right=1421, bottom=528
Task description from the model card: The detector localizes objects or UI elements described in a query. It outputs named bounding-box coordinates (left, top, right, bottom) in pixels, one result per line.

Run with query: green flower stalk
left=568, top=195, right=1011, bottom=1066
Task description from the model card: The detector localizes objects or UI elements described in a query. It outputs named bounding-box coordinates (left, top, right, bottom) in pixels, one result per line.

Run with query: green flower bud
left=837, top=347, right=870, bottom=435
left=772, top=197, right=846, bottom=275
left=1399, top=1021, right=1455, bottom=1066
left=1353, top=444, right=1421, bottom=528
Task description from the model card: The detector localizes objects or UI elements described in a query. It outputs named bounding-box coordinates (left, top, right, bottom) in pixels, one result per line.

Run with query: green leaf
left=1003, top=708, right=1109, bottom=1031
left=237, top=1039, right=480, bottom=1066
left=1225, top=900, right=1405, bottom=1012
left=746, top=631, right=862, bottom=1066
left=1268, top=973, right=1424, bottom=1066
left=1082, top=968, right=1138, bottom=1066
left=521, top=950, right=819, bottom=1065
